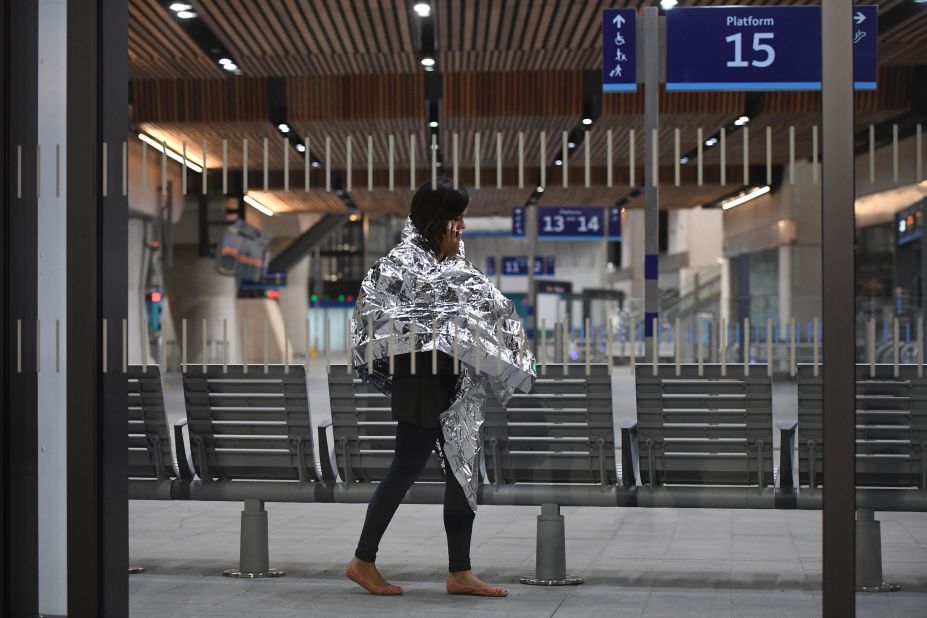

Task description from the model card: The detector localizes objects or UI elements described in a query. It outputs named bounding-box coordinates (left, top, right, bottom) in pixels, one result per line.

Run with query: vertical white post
left=869, top=125, right=876, bottom=184
left=539, top=130, right=546, bottom=189
left=652, top=318, right=658, bottom=377
left=607, top=129, right=613, bottom=188
left=410, top=322, right=416, bottom=376
left=242, top=139, right=248, bottom=193
left=562, top=131, right=568, bottom=188
left=541, top=318, right=547, bottom=376
left=919, top=317, right=924, bottom=378
left=201, top=317, right=207, bottom=372
left=410, top=134, right=416, bottom=189
left=474, top=132, right=481, bottom=189
left=869, top=318, right=876, bottom=378
left=720, top=318, right=727, bottom=377
left=790, top=318, right=797, bottom=378
left=719, top=127, right=726, bottom=186
left=813, top=317, right=820, bottom=378
left=788, top=126, right=795, bottom=184
left=893, top=318, right=900, bottom=378
left=181, top=318, right=187, bottom=373
left=432, top=318, right=438, bottom=375
left=242, top=319, right=248, bottom=374
left=812, top=125, right=819, bottom=184
left=367, top=317, right=374, bottom=374
left=766, top=319, right=773, bottom=378
left=562, top=321, right=569, bottom=376
left=452, top=132, right=459, bottom=188
left=431, top=134, right=437, bottom=189
left=388, top=134, right=395, bottom=191
left=697, top=318, right=704, bottom=377
left=323, top=318, right=330, bottom=375
left=367, top=134, right=373, bottom=191
left=264, top=320, right=270, bottom=373
left=893, top=124, right=899, bottom=185
left=674, top=128, right=680, bottom=187
left=518, top=131, right=525, bottom=189
left=388, top=320, right=395, bottom=375
left=346, top=135, right=353, bottom=192
left=496, top=132, right=502, bottom=189
left=584, top=317, right=590, bottom=376
left=674, top=318, right=681, bottom=376
left=743, top=126, right=749, bottom=185
left=223, top=318, right=228, bottom=373
left=766, top=126, right=772, bottom=186
left=697, top=127, right=703, bottom=186
left=744, top=317, right=750, bottom=377
left=263, top=137, right=269, bottom=191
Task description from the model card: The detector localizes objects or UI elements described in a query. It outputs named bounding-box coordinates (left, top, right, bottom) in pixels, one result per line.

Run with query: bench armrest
left=317, top=420, right=337, bottom=482
left=173, top=418, right=194, bottom=482
left=777, top=420, right=798, bottom=489
left=620, top=420, right=640, bottom=488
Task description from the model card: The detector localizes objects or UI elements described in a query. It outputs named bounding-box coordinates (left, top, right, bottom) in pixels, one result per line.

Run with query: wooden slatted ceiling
left=286, top=74, right=424, bottom=120
left=190, top=0, right=418, bottom=76
left=247, top=190, right=350, bottom=214
left=129, top=0, right=225, bottom=80
left=132, top=78, right=269, bottom=123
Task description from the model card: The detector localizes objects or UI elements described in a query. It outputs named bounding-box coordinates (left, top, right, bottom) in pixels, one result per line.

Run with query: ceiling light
left=537, top=186, right=545, bottom=193
left=349, top=213, right=361, bottom=222
left=421, top=57, right=435, bottom=67
left=176, top=10, right=196, bottom=19
left=278, top=123, right=290, bottom=133
left=734, top=115, right=750, bottom=126
left=218, top=58, right=231, bottom=65
left=137, top=133, right=203, bottom=173
left=222, top=63, right=237, bottom=71
left=660, top=0, right=678, bottom=9
left=311, top=161, right=321, bottom=168
left=296, top=143, right=306, bottom=153
left=429, top=121, right=438, bottom=128
left=413, top=2, right=431, bottom=17
left=582, top=118, right=593, bottom=126
left=169, top=3, right=192, bottom=11
left=555, top=159, right=562, bottom=166
left=568, top=141, right=576, bottom=149
left=680, top=156, right=689, bottom=164
left=705, top=137, right=718, bottom=147
left=721, top=185, right=771, bottom=210
left=243, top=194, right=274, bottom=216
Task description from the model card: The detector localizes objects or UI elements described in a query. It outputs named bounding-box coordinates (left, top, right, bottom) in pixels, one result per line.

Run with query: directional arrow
left=854, top=11, right=865, bottom=25
left=613, top=14, right=625, bottom=28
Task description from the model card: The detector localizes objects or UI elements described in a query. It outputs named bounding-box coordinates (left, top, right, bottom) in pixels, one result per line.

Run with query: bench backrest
left=797, top=364, right=927, bottom=488
left=328, top=367, right=444, bottom=483
left=483, top=364, right=616, bottom=485
left=182, top=365, right=317, bottom=482
left=128, top=365, right=175, bottom=480
left=635, top=364, right=774, bottom=487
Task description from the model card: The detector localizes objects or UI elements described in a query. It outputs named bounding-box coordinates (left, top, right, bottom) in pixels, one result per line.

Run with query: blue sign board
left=486, top=256, right=555, bottom=277
left=512, top=206, right=621, bottom=240
left=602, top=9, right=637, bottom=92
left=666, top=6, right=877, bottom=91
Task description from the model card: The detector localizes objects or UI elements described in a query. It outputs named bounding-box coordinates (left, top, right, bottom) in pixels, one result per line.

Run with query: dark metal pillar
left=821, top=0, right=856, bottom=614
left=67, top=0, right=129, bottom=615
left=2, top=1, right=40, bottom=615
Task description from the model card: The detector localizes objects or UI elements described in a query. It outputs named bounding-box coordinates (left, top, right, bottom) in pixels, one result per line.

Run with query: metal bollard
left=223, top=499, right=286, bottom=578
left=519, top=504, right=583, bottom=586
left=856, top=509, right=900, bottom=592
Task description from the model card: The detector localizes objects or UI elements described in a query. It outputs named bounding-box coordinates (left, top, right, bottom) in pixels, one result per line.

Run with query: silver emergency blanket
left=352, top=218, right=536, bottom=511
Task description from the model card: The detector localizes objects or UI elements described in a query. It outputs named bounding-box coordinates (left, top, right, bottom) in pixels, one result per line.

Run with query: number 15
left=726, top=32, right=775, bottom=68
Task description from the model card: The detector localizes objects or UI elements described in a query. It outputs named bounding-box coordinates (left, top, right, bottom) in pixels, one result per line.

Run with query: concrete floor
left=137, top=362, right=925, bottom=616
left=130, top=501, right=927, bottom=617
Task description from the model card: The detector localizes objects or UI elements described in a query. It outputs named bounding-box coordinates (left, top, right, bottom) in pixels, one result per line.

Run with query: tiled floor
left=130, top=501, right=927, bottom=617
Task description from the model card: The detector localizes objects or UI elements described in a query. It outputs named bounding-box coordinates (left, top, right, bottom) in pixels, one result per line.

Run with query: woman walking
left=345, top=179, right=535, bottom=597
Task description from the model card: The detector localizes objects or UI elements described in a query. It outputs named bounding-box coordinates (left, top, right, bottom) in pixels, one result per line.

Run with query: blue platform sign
left=487, top=256, right=555, bottom=277
left=608, top=207, right=622, bottom=241
left=602, top=9, right=637, bottom=92
left=666, top=6, right=877, bottom=92
left=511, top=206, right=525, bottom=237
left=538, top=207, right=606, bottom=240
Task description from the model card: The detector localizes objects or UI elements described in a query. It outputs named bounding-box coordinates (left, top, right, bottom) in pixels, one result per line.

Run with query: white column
left=778, top=245, right=792, bottom=331
left=719, top=257, right=731, bottom=324
left=278, top=256, right=310, bottom=360
left=37, top=0, right=68, bottom=612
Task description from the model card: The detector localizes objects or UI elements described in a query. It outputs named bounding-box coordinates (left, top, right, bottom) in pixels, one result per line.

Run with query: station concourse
left=2, top=1, right=927, bottom=616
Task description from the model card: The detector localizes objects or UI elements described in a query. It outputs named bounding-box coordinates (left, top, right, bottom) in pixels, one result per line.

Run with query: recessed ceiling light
left=582, top=118, right=592, bottom=126
left=311, top=161, right=321, bottom=168
left=296, top=143, right=306, bottom=153
left=222, top=63, right=237, bottom=71
left=660, top=0, right=678, bottom=9
left=680, top=156, right=689, bottom=164
left=413, top=2, right=431, bottom=17
left=169, top=3, right=192, bottom=11
left=555, top=159, right=562, bottom=166
left=705, top=137, right=718, bottom=147
left=218, top=58, right=231, bottom=65
left=278, top=123, right=290, bottom=133
left=734, top=115, right=750, bottom=126
left=421, top=57, right=435, bottom=67
left=176, top=10, right=196, bottom=19
left=429, top=121, right=438, bottom=128
left=537, top=186, right=545, bottom=193
left=568, top=141, right=576, bottom=149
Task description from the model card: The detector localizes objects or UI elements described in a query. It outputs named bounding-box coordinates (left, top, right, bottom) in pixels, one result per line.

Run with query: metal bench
left=481, top=363, right=620, bottom=507
left=181, top=364, right=334, bottom=577
left=628, top=364, right=784, bottom=508
left=327, top=366, right=446, bottom=503
left=128, top=365, right=190, bottom=500
left=792, top=363, right=927, bottom=591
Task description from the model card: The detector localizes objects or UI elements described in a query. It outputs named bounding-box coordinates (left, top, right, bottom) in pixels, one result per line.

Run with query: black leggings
left=354, top=422, right=475, bottom=572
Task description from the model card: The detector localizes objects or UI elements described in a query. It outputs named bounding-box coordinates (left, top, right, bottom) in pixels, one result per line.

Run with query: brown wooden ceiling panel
left=137, top=122, right=303, bottom=170
left=247, top=190, right=350, bottom=214
left=132, top=78, right=269, bottom=123
left=286, top=74, right=424, bottom=121
left=128, top=0, right=226, bottom=80
left=191, top=0, right=419, bottom=76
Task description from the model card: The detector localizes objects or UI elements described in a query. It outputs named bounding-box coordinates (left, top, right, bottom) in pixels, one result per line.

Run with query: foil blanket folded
left=351, top=218, right=536, bottom=511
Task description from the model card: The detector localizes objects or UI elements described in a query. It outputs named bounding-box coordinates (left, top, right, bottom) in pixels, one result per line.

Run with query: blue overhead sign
left=512, top=206, right=621, bottom=240
left=486, top=256, right=555, bottom=277
left=666, top=6, right=877, bottom=92
left=602, top=8, right=637, bottom=92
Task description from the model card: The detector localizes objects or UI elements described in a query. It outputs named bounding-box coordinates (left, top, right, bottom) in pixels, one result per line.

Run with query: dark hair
left=409, top=178, right=469, bottom=249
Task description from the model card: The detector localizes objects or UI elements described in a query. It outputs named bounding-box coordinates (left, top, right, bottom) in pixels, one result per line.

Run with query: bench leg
left=519, top=504, right=583, bottom=586
left=128, top=566, right=146, bottom=574
left=856, top=509, right=900, bottom=592
left=223, top=499, right=286, bottom=579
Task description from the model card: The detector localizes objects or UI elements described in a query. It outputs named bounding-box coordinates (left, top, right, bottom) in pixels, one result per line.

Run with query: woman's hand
left=436, top=221, right=462, bottom=261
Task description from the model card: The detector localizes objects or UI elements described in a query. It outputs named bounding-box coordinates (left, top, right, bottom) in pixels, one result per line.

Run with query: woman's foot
left=446, top=570, right=508, bottom=597
left=346, top=557, right=403, bottom=595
